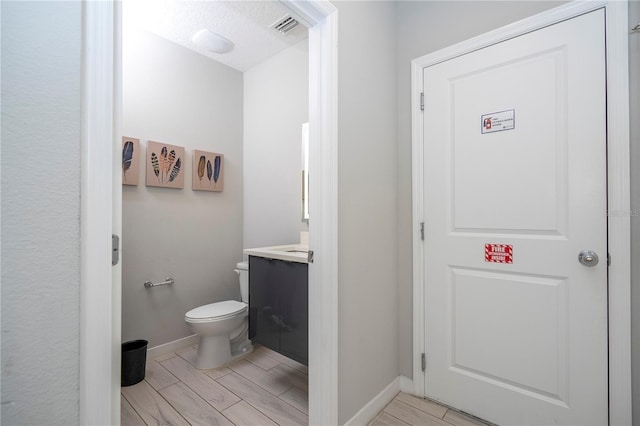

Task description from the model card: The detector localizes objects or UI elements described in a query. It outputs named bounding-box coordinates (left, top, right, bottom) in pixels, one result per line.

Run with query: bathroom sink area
left=248, top=250, right=308, bottom=365
left=243, top=244, right=309, bottom=263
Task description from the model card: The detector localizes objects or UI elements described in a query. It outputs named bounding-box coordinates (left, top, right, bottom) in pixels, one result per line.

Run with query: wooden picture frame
left=122, top=137, right=140, bottom=186
left=145, top=141, right=185, bottom=189
left=192, top=150, right=224, bottom=192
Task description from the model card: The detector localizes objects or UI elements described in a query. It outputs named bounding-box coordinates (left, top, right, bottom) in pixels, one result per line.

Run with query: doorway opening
left=80, top=2, right=338, bottom=425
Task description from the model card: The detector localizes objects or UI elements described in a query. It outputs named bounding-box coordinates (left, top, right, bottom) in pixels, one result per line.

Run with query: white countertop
left=243, top=244, right=309, bottom=264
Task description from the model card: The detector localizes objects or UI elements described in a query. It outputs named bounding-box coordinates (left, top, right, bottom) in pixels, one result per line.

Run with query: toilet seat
left=185, top=300, right=247, bottom=323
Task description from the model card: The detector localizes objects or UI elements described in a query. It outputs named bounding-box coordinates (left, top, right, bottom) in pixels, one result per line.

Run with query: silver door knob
left=578, top=250, right=599, bottom=267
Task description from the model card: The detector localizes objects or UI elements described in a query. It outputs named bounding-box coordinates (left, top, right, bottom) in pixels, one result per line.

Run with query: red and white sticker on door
left=485, top=244, right=513, bottom=264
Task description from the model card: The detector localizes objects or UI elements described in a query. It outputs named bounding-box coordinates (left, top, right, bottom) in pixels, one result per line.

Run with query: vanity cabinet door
left=248, top=256, right=280, bottom=354
left=277, top=261, right=308, bottom=366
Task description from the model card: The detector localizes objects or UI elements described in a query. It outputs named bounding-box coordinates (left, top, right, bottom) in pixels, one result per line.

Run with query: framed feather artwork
left=122, top=137, right=140, bottom=186
left=192, top=150, right=224, bottom=192
left=146, top=141, right=185, bottom=189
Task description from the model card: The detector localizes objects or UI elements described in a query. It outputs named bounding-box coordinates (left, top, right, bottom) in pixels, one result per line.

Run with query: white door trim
left=79, top=1, right=121, bottom=424
left=411, top=1, right=631, bottom=424
left=603, top=2, right=632, bottom=423
left=80, top=1, right=339, bottom=425
left=279, top=2, right=339, bottom=424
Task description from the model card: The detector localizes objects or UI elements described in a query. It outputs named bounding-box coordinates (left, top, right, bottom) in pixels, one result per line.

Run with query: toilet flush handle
left=234, top=269, right=240, bottom=275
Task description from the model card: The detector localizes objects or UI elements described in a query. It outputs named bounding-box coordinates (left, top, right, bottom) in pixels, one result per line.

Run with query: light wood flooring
left=122, top=344, right=309, bottom=426
left=369, top=392, right=489, bottom=426
left=123, top=344, right=487, bottom=426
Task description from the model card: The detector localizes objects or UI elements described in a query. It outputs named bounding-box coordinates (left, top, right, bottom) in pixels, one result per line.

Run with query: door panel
left=450, top=268, right=567, bottom=399
left=423, top=10, right=607, bottom=425
left=451, top=49, right=566, bottom=234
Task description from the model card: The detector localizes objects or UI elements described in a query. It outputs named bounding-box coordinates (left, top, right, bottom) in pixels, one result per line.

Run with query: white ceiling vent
left=270, top=14, right=299, bottom=35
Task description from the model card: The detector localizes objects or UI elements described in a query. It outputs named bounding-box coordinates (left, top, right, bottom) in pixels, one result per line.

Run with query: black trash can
left=121, top=340, right=148, bottom=386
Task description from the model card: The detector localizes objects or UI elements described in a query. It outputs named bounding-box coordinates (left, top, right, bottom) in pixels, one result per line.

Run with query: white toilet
left=184, top=261, right=253, bottom=369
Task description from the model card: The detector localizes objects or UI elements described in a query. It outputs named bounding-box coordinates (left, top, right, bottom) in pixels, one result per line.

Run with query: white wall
left=335, top=2, right=399, bottom=423
left=1, top=2, right=82, bottom=424
left=395, top=0, right=567, bottom=379
left=122, top=28, right=244, bottom=347
left=243, top=40, right=309, bottom=250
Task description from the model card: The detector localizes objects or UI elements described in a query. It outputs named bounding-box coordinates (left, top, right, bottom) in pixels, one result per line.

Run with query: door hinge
left=607, top=253, right=611, bottom=266
left=307, top=250, right=314, bottom=263
left=420, top=222, right=424, bottom=241
left=112, top=234, right=120, bottom=266
left=421, top=353, right=426, bottom=371
left=420, top=92, right=424, bottom=111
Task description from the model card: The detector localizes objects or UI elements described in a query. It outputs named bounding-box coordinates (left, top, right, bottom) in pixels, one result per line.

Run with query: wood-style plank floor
left=121, top=344, right=309, bottom=426
left=123, top=345, right=488, bottom=426
left=369, top=392, right=490, bottom=426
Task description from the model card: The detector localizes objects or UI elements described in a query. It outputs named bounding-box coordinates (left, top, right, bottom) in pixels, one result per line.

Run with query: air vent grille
left=272, top=15, right=299, bottom=35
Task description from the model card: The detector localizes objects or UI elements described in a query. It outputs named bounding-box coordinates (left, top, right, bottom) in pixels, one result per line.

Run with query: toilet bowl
left=185, top=262, right=253, bottom=369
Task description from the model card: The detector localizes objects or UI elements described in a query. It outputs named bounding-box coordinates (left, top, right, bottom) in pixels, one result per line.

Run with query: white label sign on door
left=481, top=109, right=515, bottom=134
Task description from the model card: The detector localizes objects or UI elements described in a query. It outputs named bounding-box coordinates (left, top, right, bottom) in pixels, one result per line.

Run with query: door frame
left=279, top=3, right=340, bottom=424
left=410, top=1, right=631, bottom=424
left=79, top=1, right=339, bottom=425
left=79, top=1, right=121, bottom=424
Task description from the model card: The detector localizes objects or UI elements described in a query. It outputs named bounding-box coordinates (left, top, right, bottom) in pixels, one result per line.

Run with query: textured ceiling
left=125, top=0, right=308, bottom=72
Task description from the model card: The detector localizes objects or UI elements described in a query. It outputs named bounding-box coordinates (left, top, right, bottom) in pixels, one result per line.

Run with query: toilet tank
left=236, top=261, right=249, bottom=303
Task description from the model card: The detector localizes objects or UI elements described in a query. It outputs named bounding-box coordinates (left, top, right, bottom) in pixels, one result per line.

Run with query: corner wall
left=336, top=2, right=399, bottom=423
left=1, top=2, right=82, bottom=424
left=243, top=40, right=309, bottom=250
left=121, top=28, right=244, bottom=347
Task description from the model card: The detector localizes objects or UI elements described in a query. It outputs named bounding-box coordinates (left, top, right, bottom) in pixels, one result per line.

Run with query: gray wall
left=243, top=40, right=309, bottom=250
left=1, top=1, right=82, bottom=424
left=122, top=28, right=244, bottom=347
left=336, top=2, right=399, bottom=423
left=630, top=0, right=639, bottom=421
left=395, top=0, right=567, bottom=379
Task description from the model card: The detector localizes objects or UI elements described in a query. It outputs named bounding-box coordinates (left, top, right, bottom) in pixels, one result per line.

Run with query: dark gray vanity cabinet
left=248, top=256, right=308, bottom=366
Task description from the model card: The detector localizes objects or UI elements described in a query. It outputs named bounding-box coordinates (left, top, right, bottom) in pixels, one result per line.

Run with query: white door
left=422, top=10, right=607, bottom=425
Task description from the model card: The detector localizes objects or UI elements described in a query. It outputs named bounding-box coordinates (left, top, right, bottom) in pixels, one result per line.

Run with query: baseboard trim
left=399, top=376, right=414, bottom=394
left=344, top=376, right=403, bottom=425
left=146, top=334, right=199, bottom=361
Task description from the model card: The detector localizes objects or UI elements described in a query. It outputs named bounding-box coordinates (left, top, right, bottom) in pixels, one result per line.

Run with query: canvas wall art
left=192, top=150, right=224, bottom=192
left=122, top=137, right=140, bottom=186
left=146, top=141, right=185, bottom=189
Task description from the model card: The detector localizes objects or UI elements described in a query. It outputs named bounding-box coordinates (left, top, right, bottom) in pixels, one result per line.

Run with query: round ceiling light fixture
left=191, top=29, right=234, bottom=54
